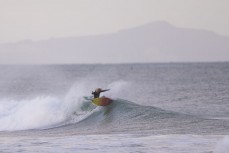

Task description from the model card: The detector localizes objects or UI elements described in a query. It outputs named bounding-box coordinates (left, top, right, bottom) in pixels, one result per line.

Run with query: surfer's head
left=95, top=88, right=102, bottom=93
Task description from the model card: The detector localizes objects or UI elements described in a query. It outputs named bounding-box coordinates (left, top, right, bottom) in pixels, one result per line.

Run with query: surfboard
left=92, top=97, right=112, bottom=106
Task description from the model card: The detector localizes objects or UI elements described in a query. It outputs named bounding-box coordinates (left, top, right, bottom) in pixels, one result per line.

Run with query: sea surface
left=0, top=63, right=229, bottom=153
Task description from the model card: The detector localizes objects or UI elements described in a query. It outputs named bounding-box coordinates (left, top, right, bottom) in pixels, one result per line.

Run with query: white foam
left=0, top=96, right=65, bottom=131
left=106, top=80, right=131, bottom=99
left=0, top=80, right=88, bottom=131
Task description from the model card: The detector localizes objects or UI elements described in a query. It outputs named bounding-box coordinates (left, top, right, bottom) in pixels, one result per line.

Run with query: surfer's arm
left=101, top=89, right=110, bottom=92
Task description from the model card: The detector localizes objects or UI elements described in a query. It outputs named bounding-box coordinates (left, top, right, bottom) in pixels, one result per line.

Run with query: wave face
left=0, top=94, right=174, bottom=132
left=1, top=94, right=229, bottom=135
left=0, top=91, right=176, bottom=131
left=60, top=99, right=229, bottom=135
left=0, top=79, right=228, bottom=135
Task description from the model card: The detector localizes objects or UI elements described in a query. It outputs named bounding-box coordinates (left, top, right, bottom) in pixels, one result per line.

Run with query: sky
left=0, top=0, right=229, bottom=43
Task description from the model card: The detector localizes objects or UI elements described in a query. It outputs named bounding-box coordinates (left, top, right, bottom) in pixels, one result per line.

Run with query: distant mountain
left=0, top=21, right=229, bottom=64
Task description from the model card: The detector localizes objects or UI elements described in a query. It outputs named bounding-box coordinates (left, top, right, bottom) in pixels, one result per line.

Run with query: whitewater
left=0, top=63, right=229, bottom=153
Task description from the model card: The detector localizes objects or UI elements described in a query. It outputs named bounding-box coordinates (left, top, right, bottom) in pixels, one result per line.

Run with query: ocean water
left=0, top=63, right=229, bottom=153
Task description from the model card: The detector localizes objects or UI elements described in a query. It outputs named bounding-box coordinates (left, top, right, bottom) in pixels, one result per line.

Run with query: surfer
left=92, top=88, right=110, bottom=98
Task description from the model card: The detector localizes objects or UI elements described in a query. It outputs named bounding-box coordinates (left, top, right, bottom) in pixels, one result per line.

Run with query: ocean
left=0, top=63, right=228, bottom=153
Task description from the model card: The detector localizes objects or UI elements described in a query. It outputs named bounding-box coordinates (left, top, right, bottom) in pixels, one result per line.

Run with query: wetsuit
left=92, top=89, right=109, bottom=98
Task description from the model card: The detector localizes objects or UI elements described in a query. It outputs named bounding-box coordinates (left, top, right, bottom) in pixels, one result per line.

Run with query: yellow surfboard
left=92, top=97, right=112, bottom=106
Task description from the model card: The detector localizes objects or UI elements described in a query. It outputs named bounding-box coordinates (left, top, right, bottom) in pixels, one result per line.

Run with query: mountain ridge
left=0, top=21, right=229, bottom=64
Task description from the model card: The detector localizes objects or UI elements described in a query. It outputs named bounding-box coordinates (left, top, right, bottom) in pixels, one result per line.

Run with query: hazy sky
left=0, top=0, right=229, bottom=43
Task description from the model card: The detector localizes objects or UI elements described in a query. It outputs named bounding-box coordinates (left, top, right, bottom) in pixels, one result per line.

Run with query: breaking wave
left=0, top=80, right=228, bottom=135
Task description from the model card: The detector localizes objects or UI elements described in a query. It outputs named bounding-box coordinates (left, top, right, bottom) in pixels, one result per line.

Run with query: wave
left=0, top=96, right=66, bottom=131
left=50, top=98, right=229, bottom=135
left=0, top=80, right=133, bottom=131
left=0, top=92, right=179, bottom=132
left=1, top=80, right=229, bottom=134
left=58, top=98, right=186, bottom=133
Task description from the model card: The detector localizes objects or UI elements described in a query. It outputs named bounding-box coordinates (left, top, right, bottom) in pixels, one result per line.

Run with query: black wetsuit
left=92, top=89, right=109, bottom=98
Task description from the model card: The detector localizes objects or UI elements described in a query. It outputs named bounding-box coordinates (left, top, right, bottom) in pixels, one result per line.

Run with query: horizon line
left=0, top=61, right=229, bottom=66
